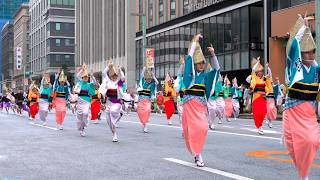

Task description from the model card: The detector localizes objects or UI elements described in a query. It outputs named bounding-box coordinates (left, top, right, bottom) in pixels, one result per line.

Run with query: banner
left=146, top=48, right=155, bottom=68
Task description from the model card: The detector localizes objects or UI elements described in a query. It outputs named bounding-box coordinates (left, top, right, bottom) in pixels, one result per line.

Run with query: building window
left=159, top=0, right=164, bottom=23
left=55, top=23, right=61, bottom=31
left=50, top=0, right=57, bottom=5
left=170, top=0, right=176, bottom=19
left=55, top=39, right=61, bottom=46
left=183, top=0, right=189, bottom=15
left=148, top=1, right=153, bottom=27
left=57, top=0, right=63, bottom=5
left=65, top=39, right=70, bottom=46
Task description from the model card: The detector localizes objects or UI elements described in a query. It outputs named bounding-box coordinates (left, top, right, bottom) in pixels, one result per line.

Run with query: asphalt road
left=0, top=110, right=319, bottom=180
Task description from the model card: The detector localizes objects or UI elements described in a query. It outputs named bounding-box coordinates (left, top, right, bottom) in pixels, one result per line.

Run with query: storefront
left=135, top=0, right=264, bottom=84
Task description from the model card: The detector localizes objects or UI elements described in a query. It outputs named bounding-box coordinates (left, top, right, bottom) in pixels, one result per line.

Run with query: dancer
left=75, top=65, right=96, bottom=136
left=28, top=82, right=39, bottom=120
left=181, top=34, right=219, bottom=167
left=91, top=79, right=101, bottom=124
left=137, top=67, right=158, bottom=133
left=264, top=64, right=277, bottom=128
left=53, top=70, right=71, bottom=130
left=38, top=75, right=53, bottom=126
left=174, top=55, right=186, bottom=129
left=222, top=76, right=232, bottom=122
left=250, top=57, right=270, bottom=135
left=164, top=74, right=177, bottom=125
left=99, top=60, right=125, bottom=142
left=230, top=77, right=240, bottom=120
left=14, top=89, right=25, bottom=116
left=283, top=14, right=319, bottom=180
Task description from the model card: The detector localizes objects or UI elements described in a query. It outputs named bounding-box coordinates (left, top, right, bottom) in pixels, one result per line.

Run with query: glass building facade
left=135, top=2, right=264, bottom=83
left=0, top=0, right=29, bottom=19
left=271, top=0, right=314, bottom=11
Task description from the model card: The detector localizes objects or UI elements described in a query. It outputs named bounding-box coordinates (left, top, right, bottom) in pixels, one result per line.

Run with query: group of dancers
left=135, top=14, right=319, bottom=180
left=1, top=14, right=318, bottom=180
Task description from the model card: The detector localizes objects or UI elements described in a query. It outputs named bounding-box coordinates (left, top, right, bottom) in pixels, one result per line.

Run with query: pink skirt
left=283, top=102, right=320, bottom=178
left=266, top=98, right=277, bottom=121
left=137, top=99, right=151, bottom=126
left=182, top=99, right=208, bottom=156
left=55, top=98, right=66, bottom=112
left=224, top=98, right=233, bottom=118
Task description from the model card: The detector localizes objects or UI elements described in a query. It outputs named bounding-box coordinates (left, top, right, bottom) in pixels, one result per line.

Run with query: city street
left=0, top=110, right=319, bottom=180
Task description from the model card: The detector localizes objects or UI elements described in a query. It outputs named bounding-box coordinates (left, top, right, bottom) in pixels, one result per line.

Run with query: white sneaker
left=234, top=117, right=237, bottom=121
left=143, top=126, right=148, bottom=133
left=112, top=134, right=118, bottom=142
left=218, top=120, right=222, bottom=124
left=58, top=125, right=63, bottom=130
left=209, top=124, right=215, bottom=130
left=267, top=121, right=273, bottom=128
left=41, top=121, right=47, bottom=126
left=168, top=120, right=173, bottom=125
left=80, top=130, right=86, bottom=137
left=258, top=128, right=264, bottom=135
left=226, top=118, right=231, bottom=122
left=93, top=120, right=99, bottom=124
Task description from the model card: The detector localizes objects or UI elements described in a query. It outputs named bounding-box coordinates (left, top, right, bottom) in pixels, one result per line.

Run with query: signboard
left=146, top=48, right=155, bottom=68
left=188, top=0, right=227, bottom=13
left=24, top=78, right=28, bottom=86
left=16, top=47, right=22, bottom=70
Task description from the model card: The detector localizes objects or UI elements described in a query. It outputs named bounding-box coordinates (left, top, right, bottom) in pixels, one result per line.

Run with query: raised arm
left=208, top=45, right=220, bottom=71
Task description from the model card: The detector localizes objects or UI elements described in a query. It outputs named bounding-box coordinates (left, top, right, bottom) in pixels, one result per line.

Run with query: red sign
left=146, top=48, right=155, bottom=68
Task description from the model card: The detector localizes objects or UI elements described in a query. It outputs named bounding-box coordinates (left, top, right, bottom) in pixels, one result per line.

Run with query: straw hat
left=300, top=27, right=316, bottom=52
left=224, top=75, right=231, bottom=86
left=251, top=57, right=263, bottom=72
left=80, top=65, right=89, bottom=77
left=286, top=15, right=305, bottom=54
left=59, top=70, right=67, bottom=82
left=232, top=77, right=237, bottom=84
left=144, top=69, right=153, bottom=80
left=108, top=64, right=119, bottom=77
left=188, top=38, right=206, bottom=64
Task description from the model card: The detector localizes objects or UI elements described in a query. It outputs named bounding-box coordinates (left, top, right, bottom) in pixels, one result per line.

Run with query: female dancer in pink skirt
left=137, top=67, right=158, bottom=133
left=283, top=15, right=320, bottom=180
left=181, top=34, right=219, bottom=167
left=264, top=64, right=277, bottom=128
left=53, top=70, right=70, bottom=130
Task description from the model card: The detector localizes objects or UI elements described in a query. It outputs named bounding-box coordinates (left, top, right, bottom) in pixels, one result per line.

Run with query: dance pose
left=53, top=70, right=70, bottom=130
left=137, top=67, right=158, bottom=133
left=14, top=90, right=25, bottom=116
left=28, top=83, right=40, bottom=120
left=265, top=64, right=277, bottom=128
left=38, top=75, right=53, bottom=126
left=181, top=34, right=219, bottom=167
left=283, top=15, right=319, bottom=180
left=163, top=74, right=177, bottom=125
left=91, top=80, right=101, bottom=124
left=75, top=65, right=96, bottom=137
left=230, top=78, right=240, bottom=120
left=99, top=60, right=125, bottom=142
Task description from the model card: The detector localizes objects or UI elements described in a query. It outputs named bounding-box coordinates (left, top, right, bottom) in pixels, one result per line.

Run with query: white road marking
left=0, top=155, right=5, bottom=159
left=29, top=122, right=59, bottom=131
left=222, top=125, right=234, bottom=128
left=121, top=120, right=281, bottom=141
left=241, top=128, right=281, bottom=134
left=164, top=158, right=254, bottom=180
